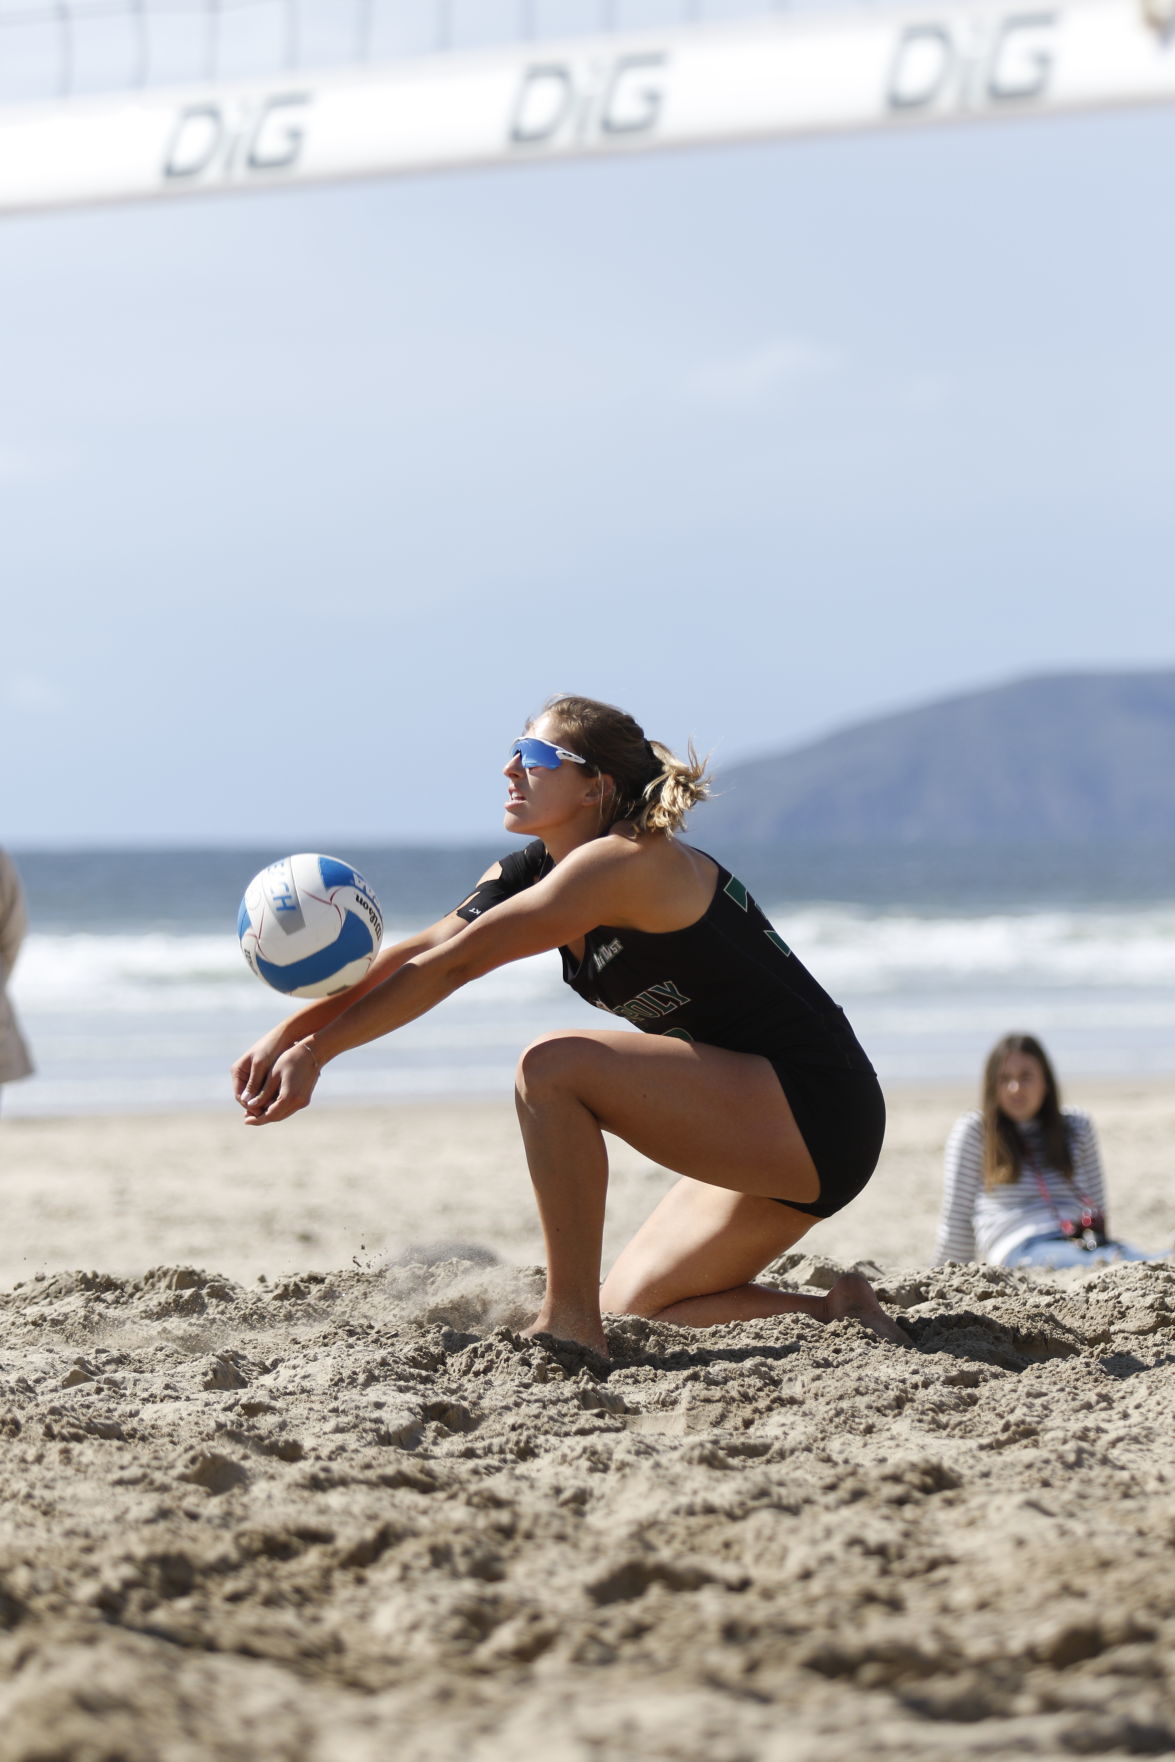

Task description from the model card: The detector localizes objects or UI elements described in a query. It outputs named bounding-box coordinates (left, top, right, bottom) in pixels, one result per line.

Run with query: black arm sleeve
left=454, top=841, right=550, bottom=922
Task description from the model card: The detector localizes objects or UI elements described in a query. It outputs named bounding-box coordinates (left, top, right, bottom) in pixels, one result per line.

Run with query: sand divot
left=175, top=1449, right=250, bottom=1495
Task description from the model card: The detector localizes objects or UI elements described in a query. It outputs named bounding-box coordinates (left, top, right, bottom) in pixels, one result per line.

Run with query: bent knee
left=514, top=1032, right=601, bottom=1103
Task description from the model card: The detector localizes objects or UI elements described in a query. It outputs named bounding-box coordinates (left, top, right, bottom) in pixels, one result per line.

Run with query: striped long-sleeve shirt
left=933, top=1108, right=1108, bottom=1267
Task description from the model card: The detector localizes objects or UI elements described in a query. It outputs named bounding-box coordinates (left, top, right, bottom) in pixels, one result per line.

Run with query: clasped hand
left=232, top=1038, right=319, bottom=1125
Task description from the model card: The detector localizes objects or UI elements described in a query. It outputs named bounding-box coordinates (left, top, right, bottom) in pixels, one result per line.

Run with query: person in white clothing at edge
left=0, top=848, right=34, bottom=1112
left=934, top=1032, right=1153, bottom=1271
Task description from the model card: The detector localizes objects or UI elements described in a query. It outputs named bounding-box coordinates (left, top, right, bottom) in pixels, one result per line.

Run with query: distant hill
left=695, top=671, right=1175, bottom=845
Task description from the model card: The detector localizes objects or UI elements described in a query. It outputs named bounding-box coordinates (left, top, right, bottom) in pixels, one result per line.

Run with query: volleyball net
left=1, top=0, right=1173, bottom=212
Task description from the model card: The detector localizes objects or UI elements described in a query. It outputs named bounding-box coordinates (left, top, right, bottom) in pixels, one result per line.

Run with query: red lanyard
left=1023, top=1150, right=1102, bottom=1236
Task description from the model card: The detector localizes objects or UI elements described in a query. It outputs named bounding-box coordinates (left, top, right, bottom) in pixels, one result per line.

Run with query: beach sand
left=0, top=1079, right=1173, bottom=1759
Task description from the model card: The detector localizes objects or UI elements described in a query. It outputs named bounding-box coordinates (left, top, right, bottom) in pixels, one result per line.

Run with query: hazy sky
left=3, top=94, right=1173, bottom=846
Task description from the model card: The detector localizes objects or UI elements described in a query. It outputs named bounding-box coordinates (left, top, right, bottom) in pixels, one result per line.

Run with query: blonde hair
left=537, top=695, right=710, bottom=836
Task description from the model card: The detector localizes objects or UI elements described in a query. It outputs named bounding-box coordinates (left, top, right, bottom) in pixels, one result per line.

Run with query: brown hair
left=536, top=694, right=710, bottom=836
left=981, top=1032, right=1072, bottom=1188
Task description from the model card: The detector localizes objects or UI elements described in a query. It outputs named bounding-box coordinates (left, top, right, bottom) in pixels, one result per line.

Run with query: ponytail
left=639, top=738, right=710, bottom=834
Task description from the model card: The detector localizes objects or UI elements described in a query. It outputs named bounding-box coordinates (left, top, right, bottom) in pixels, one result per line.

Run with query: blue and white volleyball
left=237, top=853, right=383, bottom=999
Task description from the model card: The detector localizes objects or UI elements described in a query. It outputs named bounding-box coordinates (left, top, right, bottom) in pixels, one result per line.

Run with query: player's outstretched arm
left=240, top=841, right=641, bottom=1125
left=232, top=909, right=471, bottom=1109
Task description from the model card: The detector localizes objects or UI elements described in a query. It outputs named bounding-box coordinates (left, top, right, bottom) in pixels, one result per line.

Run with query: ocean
left=5, top=842, right=1175, bottom=1117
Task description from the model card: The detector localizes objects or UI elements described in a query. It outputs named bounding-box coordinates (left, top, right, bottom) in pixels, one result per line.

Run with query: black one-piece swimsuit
left=457, top=841, right=885, bottom=1218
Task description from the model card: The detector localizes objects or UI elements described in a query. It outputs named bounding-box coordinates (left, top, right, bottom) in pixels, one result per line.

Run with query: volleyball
left=237, top=853, right=383, bottom=998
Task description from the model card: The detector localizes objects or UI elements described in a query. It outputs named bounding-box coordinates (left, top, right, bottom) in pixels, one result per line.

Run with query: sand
left=0, top=1080, right=1173, bottom=1760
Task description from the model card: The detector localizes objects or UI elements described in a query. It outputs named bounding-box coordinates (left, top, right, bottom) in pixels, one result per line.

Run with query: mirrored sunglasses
left=510, top=736, right=588, bottom=770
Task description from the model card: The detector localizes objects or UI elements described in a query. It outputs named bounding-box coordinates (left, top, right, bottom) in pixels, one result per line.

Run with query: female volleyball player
left=232, top=695, right=904, bottom=1355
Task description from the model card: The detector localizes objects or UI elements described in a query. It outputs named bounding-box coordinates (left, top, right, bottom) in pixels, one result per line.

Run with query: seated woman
left=934, top=1032, right=1153, bottom=1270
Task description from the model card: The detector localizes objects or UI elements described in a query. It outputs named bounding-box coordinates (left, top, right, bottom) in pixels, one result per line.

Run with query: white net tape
left=0, top=0, right=1170, bottom=211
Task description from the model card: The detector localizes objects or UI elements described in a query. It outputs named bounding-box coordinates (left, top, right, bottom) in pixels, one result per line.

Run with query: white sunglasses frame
left=509, top=736, right=590, bottom=770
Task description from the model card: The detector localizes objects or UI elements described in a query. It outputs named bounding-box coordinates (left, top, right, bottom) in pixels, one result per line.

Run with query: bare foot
left=521, top=1313, right=610, bottom=1359
left=823, top=1272, right=912, bottom=1347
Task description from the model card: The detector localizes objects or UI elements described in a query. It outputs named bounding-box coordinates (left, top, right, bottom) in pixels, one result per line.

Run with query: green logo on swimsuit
left=726, top=874, right=790, bottom=955
left=724, top=876, right=750, bottom=911
left=662, top=1028, right=694, bottom=1042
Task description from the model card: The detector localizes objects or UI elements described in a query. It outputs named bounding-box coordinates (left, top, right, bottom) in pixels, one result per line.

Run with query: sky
left=3, top=70, right=1174, bottom=847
